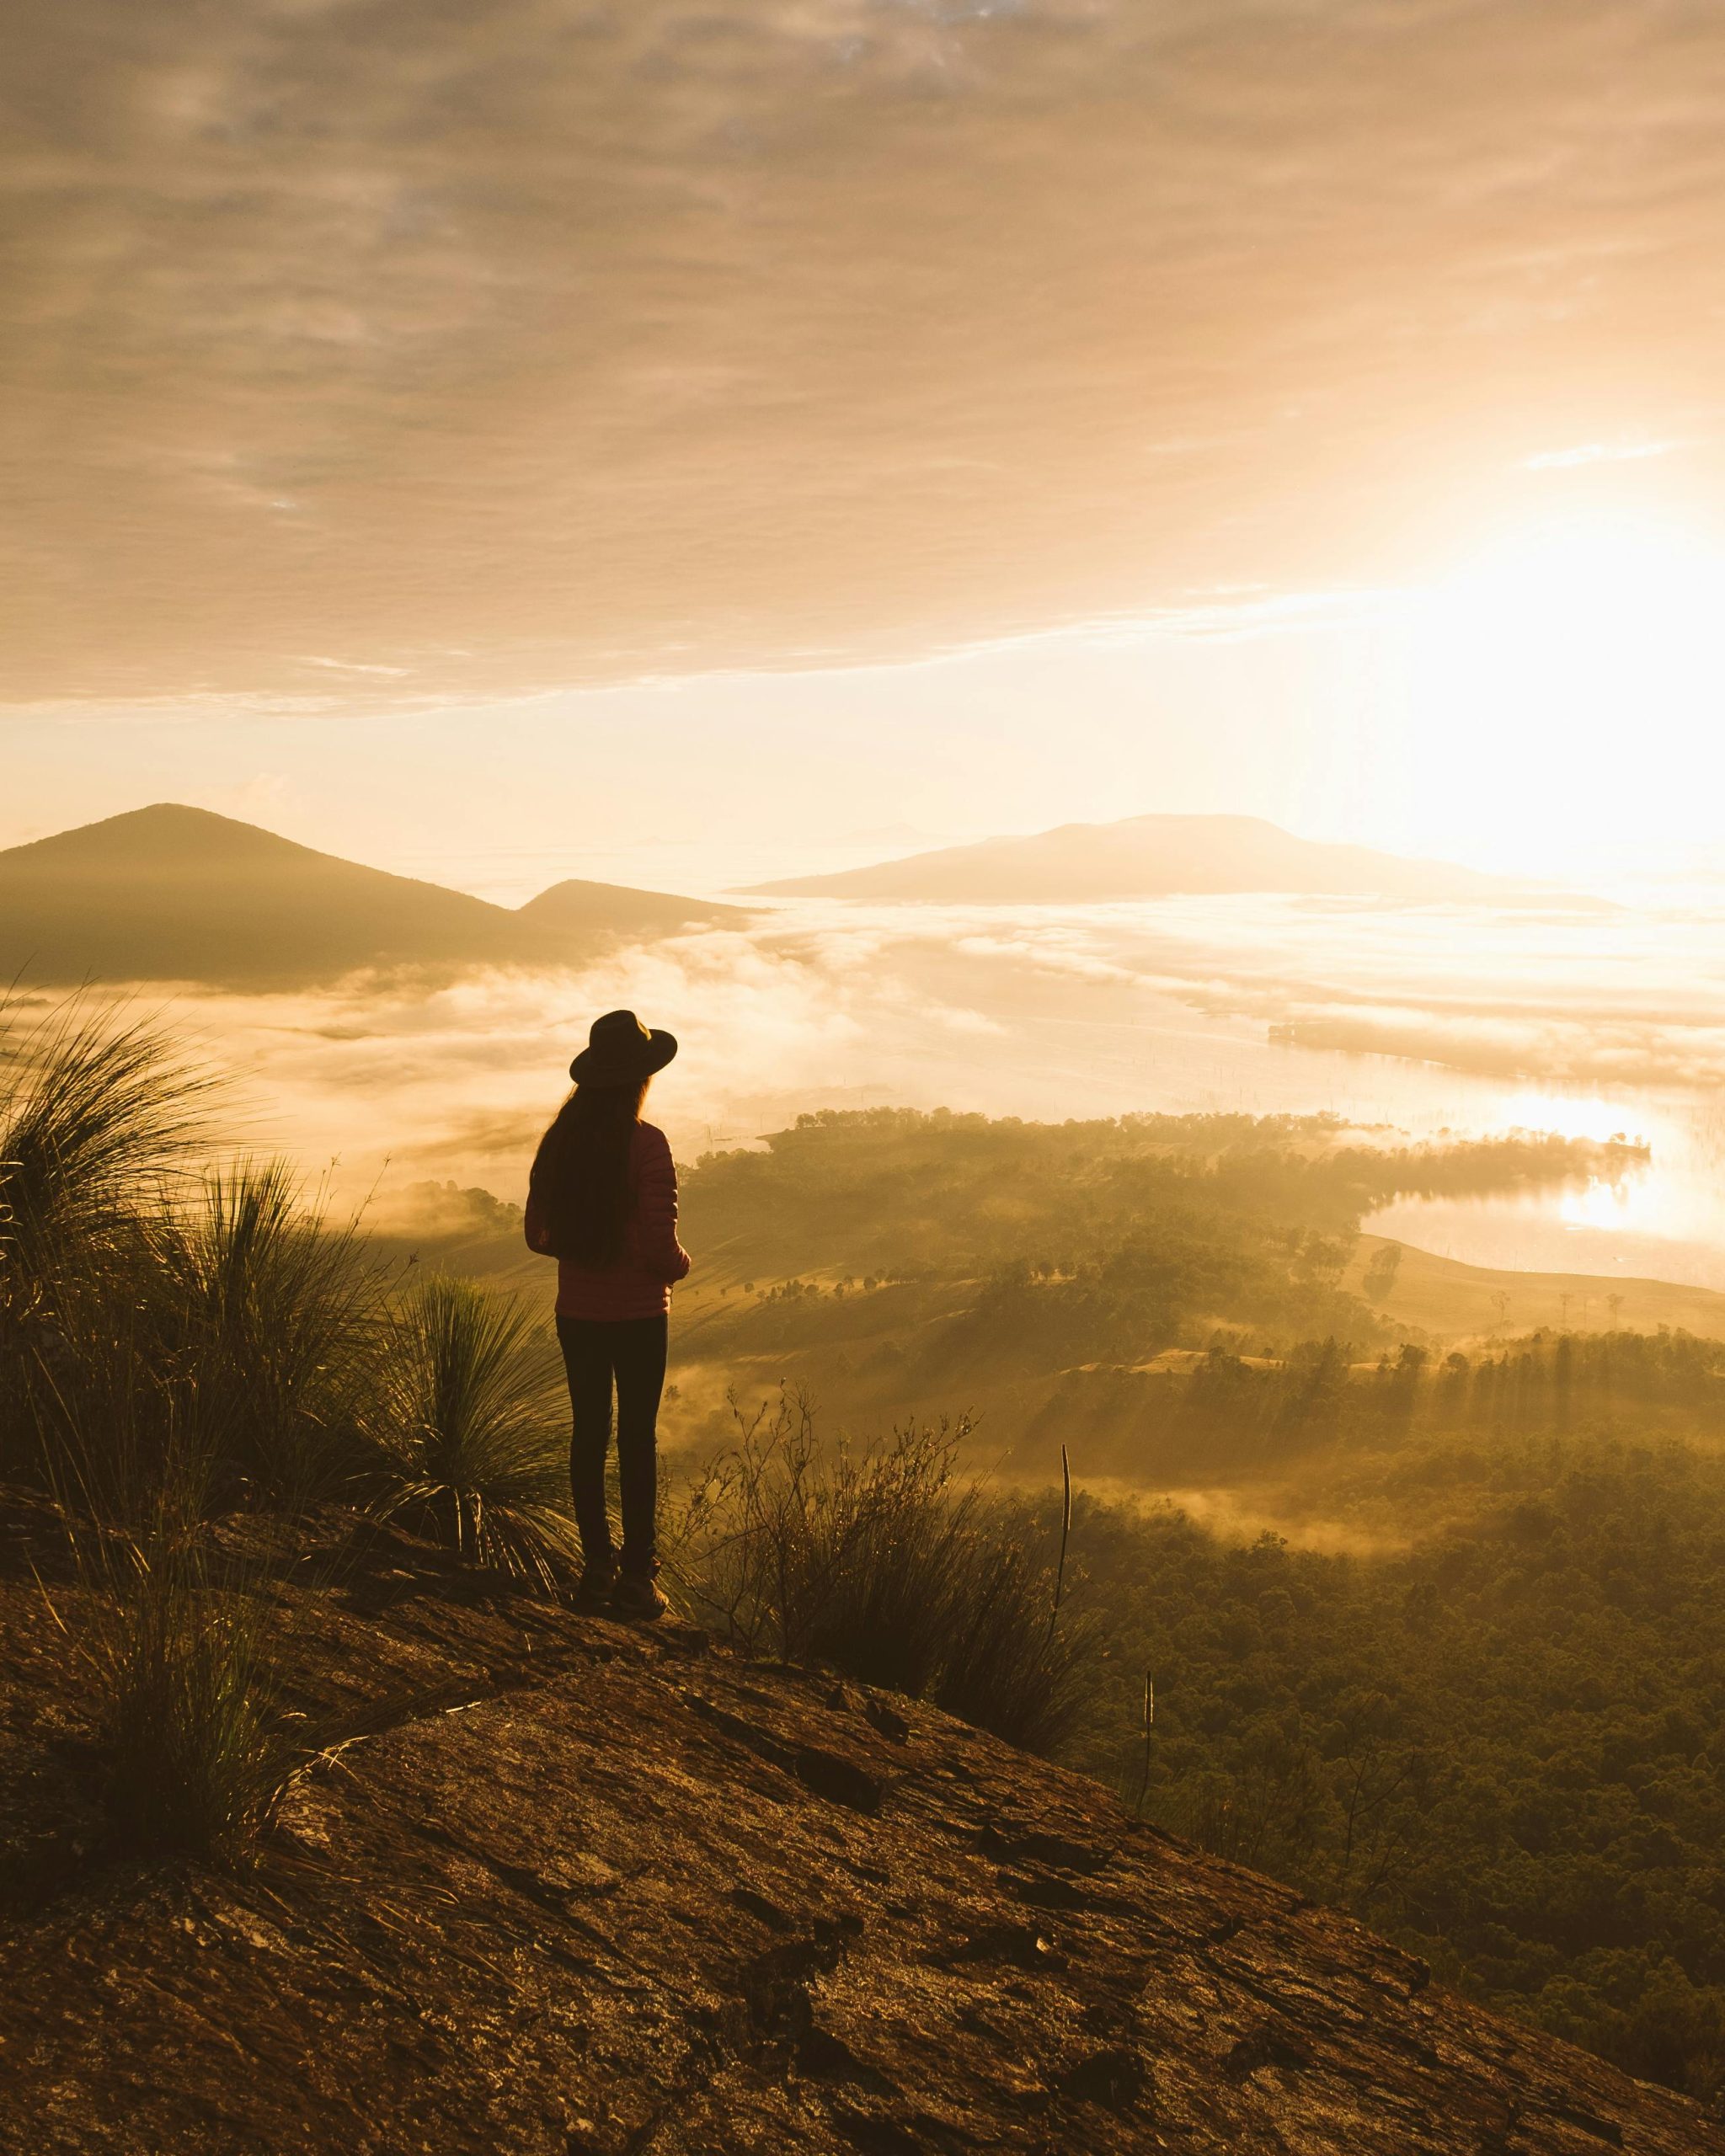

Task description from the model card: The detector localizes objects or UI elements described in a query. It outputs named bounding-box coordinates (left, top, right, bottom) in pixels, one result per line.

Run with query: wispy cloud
left=6, top=2, right=1725, bottom=703
left=300, top=657, right=411, bottom=678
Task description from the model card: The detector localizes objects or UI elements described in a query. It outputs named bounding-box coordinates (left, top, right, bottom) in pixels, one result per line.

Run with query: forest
left=656, top=1113, right=1725, bottom=2096
left=1058, top=1424, right=1725, bottom=2103
left=679, top=1104, right=1639, bottom=1294
left=388, top=1106, right=1658, bottom=1472
left=635, top=1107, right=1646, bottom=1462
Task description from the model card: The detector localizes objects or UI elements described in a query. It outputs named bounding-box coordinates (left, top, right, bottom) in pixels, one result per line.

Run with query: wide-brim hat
left=569, top=1008, right=678, bottom=1086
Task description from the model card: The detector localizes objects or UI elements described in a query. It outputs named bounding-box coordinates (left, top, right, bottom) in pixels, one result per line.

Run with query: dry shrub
left=670, top=1387, right=1092, bottom=1756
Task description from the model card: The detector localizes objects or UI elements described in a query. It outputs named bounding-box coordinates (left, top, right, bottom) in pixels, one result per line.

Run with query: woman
left=525, top=1009, right=690, bottom=1619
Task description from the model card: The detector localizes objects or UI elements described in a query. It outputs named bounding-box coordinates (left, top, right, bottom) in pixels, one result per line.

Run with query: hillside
left=0, top=805, right=740, bottom=988
left=1348, top=1232, right=1725, bottom=1341
left=373, top=1114, right=1668, bottom=1455
left=2, top=1511, right=1717, bottom=2156
left=741, top=812, right=1538, bottom=904
left=516, top=875, right=745, bottom=942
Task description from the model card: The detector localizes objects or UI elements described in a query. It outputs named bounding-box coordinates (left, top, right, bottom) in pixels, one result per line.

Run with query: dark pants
left=555, top=1314, right=667, bottom=1575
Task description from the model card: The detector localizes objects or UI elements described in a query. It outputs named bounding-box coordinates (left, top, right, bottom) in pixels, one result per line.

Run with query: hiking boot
left=575, top=1556, right=619, bottom=1612
left=611, top=1570, right=669, bottom=1623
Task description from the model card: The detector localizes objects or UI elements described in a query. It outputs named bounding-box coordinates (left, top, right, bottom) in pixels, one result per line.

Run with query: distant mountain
left=516, top=877, right=744, bottom=942
left=740, top=814, right=1534, bottom=905
left=0, top=805, right=744, bottom=989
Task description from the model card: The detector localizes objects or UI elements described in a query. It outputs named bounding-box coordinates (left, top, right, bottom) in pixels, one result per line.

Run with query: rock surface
left=1, top=1513, right=1719, bottom=2156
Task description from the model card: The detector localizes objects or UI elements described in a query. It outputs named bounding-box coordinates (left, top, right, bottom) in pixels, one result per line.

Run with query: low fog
left=23, top=887, right=1725, bottom=1287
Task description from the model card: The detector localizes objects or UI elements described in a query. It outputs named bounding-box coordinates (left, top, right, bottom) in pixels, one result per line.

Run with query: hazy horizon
left=14, top=871, right=1725, bottom=1299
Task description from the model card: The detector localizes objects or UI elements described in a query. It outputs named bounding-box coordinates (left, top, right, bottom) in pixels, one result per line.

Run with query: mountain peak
left=8, top=801, right=316, bottom=862
left=740, top=811, right=1524, bottom=905
left=0, top=808, right=740, bottom=989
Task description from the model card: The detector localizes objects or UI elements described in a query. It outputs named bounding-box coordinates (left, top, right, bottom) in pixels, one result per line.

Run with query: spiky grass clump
left=0, top=1014, right=566, bottom=1864
left=0, top=1005, right=220, bottom=1498
left=81, top=1531, right=301, bottom=1866
left=369, top=1276, right=579, bottom=1587
left=0, top=1002, right=216, bottom=1282
left=162, top=1161, right=381, bottom=1502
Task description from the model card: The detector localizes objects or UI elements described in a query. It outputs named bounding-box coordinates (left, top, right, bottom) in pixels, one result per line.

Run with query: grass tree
left=370, top=1275, right=579, bottom=1587
left=162, top=1161, right=380, bottom=1503
left=0, top=1003, right=218, bottom=1501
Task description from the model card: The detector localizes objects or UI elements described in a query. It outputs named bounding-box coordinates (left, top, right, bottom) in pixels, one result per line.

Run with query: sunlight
left=1559, top=1177, right=1646, bottom=1232
left=1399, top=513, right=1725, bottom=874
left=1439, top=515, right=1725, bottom=670
left=1488, top=1087, right=1641, bottom=1147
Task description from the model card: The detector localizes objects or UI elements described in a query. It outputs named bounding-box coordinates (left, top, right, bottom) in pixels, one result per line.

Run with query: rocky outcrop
left=0, top=1516, right=1717, bottom=2155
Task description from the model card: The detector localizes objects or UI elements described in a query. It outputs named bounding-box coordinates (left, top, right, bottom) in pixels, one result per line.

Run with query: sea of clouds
left=20, top=890, right=1725, bottom=1281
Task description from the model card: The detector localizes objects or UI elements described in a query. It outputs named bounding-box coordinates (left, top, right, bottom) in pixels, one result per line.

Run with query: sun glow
left=1396, top=513, right=1725, bottom=878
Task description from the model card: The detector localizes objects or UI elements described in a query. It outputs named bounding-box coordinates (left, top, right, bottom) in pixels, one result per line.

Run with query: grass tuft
left=77, top=1527, right=302, bottom=1866
left=163, top=1161, right=381, bottom=1502
left=368, top=1275, right=580, bottom=1587
left=1, top=1003, right=221, bottom=1499
left=0, top=1000, right=218, bottom=1278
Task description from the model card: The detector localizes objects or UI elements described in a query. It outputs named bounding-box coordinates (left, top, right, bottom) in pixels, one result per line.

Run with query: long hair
left=529, top=1077, right=649, bottom=1265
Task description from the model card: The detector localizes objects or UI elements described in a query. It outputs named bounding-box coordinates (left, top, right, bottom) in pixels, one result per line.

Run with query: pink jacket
left=525, top=1120, right=692, bottom=1321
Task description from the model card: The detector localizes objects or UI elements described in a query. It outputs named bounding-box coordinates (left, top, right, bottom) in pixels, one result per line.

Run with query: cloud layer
left=7, top=1, right=1725, bottom=700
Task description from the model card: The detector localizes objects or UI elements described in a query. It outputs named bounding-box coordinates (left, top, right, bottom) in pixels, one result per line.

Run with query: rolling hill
left=516, top=874, right=745, bottom=944
left=741, top=812, right=1538, bottom=904
left=0, top=805, right=743, bottom=989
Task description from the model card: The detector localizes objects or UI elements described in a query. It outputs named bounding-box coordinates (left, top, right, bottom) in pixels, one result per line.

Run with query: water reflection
left=1371, top=1087, right=1725, bottom=1291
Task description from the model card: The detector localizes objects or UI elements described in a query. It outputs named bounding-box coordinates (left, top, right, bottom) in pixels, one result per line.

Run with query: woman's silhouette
left=525, top=1010, right=689, bottom=1619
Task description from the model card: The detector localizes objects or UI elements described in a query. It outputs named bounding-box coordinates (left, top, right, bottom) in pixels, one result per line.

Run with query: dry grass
left=669, top=1387, right=1093, bottom=1755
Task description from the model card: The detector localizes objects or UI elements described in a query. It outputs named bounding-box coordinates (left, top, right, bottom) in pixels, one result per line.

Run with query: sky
left=8, top=0, right=1725, bottom=887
